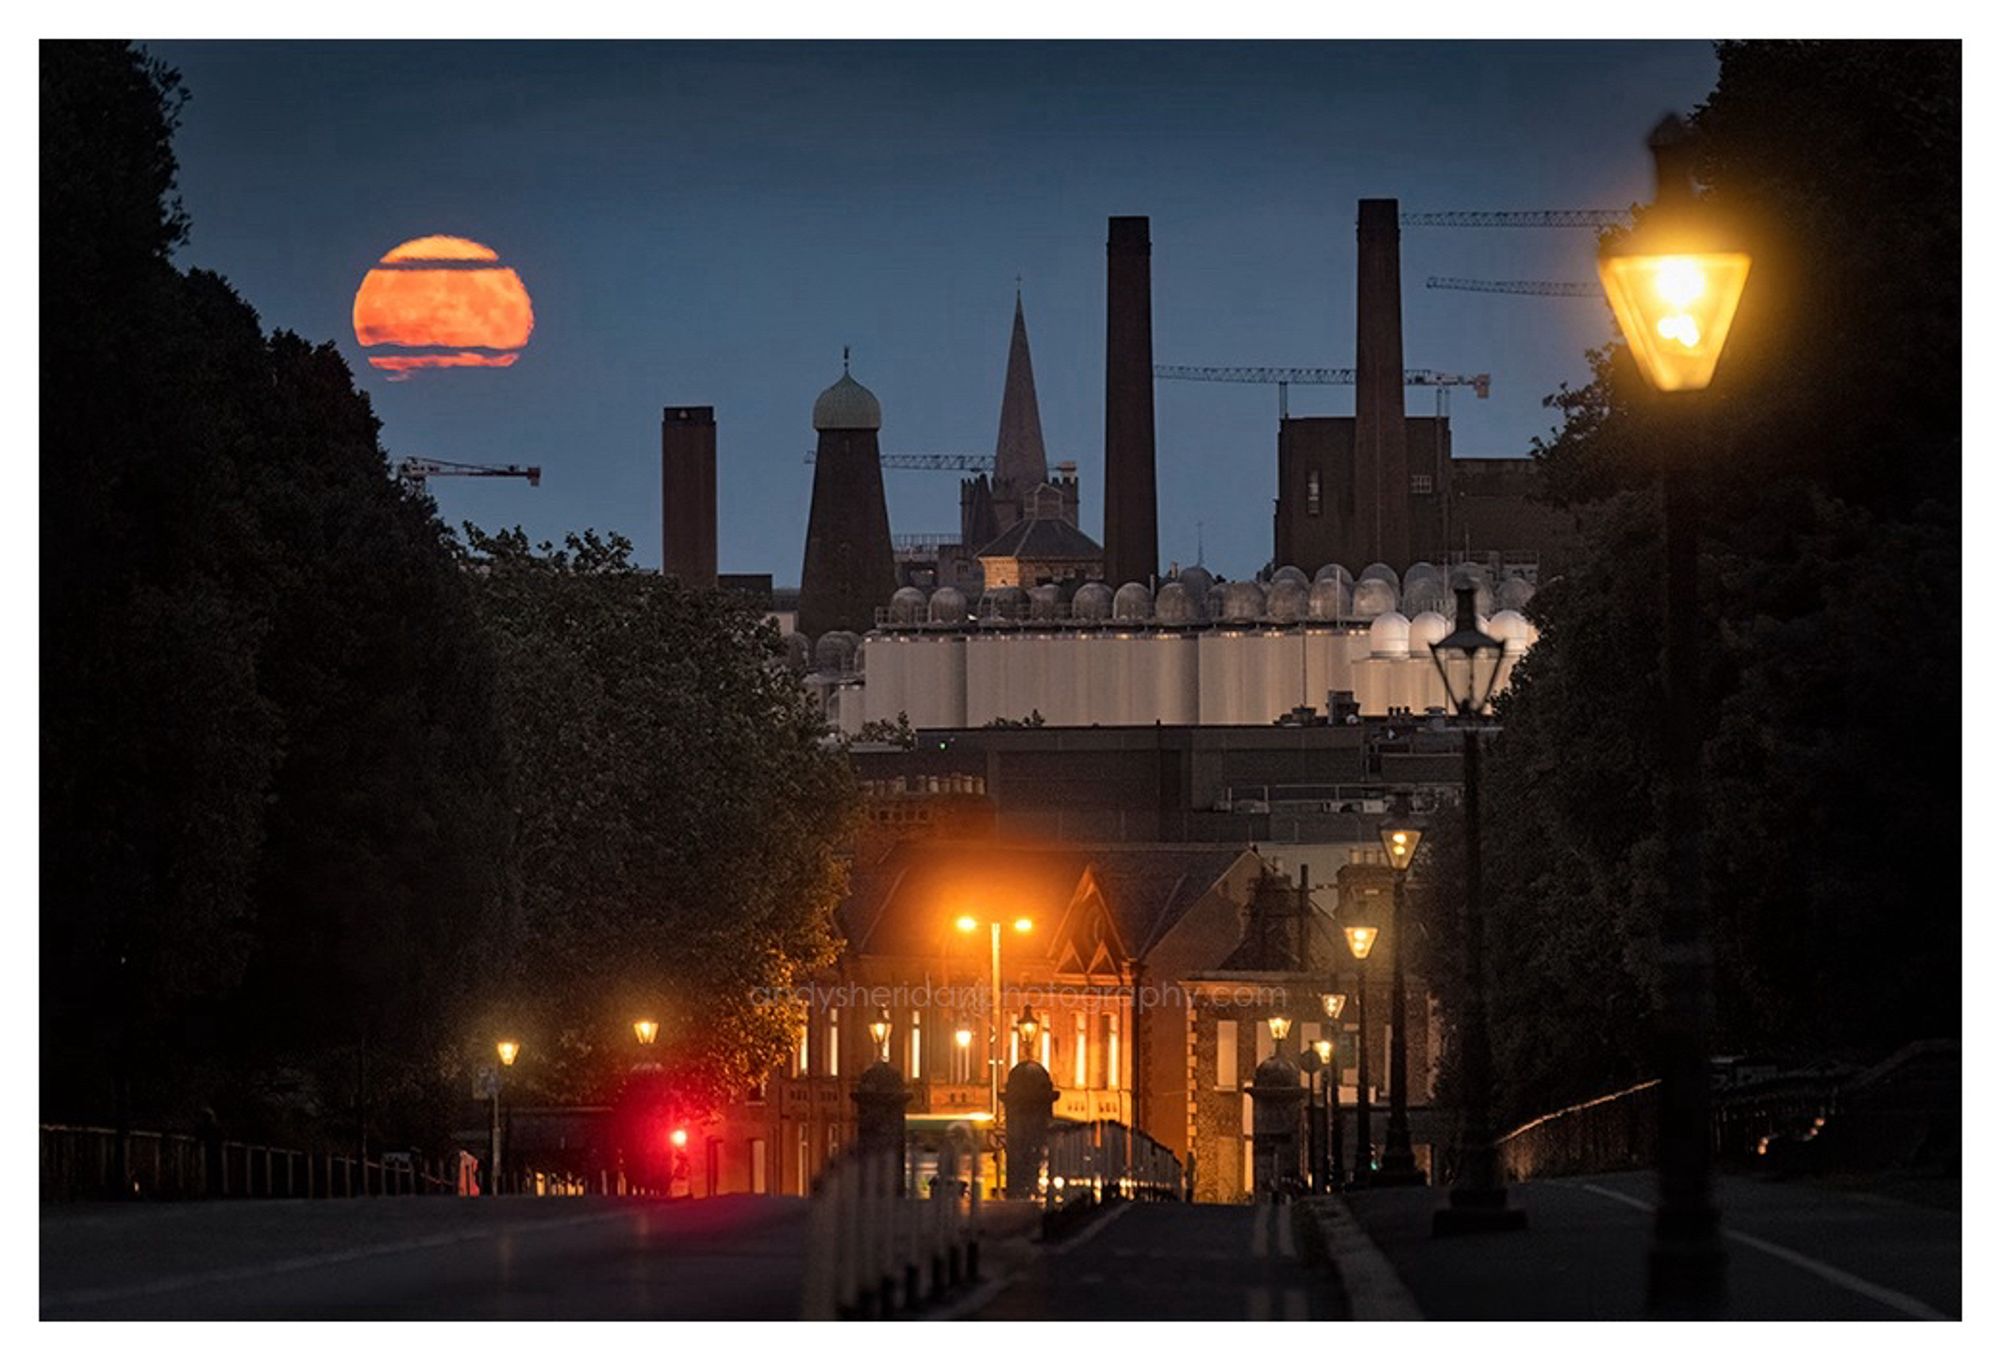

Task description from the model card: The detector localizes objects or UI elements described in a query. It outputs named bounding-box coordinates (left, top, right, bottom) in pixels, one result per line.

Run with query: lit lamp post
left=954, top=914, right=1034, bottom=1132
left=1322, top=992, right=1347, bottom=1186
left=1429, top=583, right=1526, bottom=1235
left=492, top=1039, right=520, bottom=1196
left=869, top=1010, right=894, bottom=1063
left=1598, top=112, right=1750, bottom=1316
left=1014, top=1004, right=1042, bottom=1053
left=633, top=1018, right=660, bottom=1048
left=1344, top=925, right=1379, bottom=1185
left=1377, top=796, right=1426, bottom=1186
left=1311, top=1038, right=1336, bottom=1192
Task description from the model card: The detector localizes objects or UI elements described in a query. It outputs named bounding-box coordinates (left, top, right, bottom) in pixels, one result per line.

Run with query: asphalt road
left=969, top=1200, right=1347, bottom=1320
left=42, top=1194, right=813, bottom=1320
left=1342, top=1170, right=1961, bottom=1321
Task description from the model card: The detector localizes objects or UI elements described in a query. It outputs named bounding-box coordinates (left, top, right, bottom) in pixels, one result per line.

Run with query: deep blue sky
left=150, top=40, right=1718, bottom=581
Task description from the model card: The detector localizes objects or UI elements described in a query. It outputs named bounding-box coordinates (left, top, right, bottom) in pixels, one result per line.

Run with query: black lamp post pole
left=1379, top=865, right=1421, bottom=1183
left=1351, top=957, right=1372, bottom=1186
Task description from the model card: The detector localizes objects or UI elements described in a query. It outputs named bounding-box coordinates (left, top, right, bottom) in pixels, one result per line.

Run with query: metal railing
left=40, top=1124, right=459, bottom=1202
left=1493, top=1081, right=1660, bottom=1182
left=801, top=1142, right=983, bottom=1320
left=1041, top=1120, right=1183, bottom=1211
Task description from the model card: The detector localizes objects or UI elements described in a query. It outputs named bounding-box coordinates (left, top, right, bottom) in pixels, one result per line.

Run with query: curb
left=1297, top=1196, right=1424, bottom=1320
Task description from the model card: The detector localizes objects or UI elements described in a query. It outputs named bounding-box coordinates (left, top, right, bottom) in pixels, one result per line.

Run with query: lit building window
left=1216, top=1019, right=1238, bottom=1090
left=1104, top=1014, right=1120, bottom=1090
left=1306, top=469, right=1322, bottom=517
left=827, top=1008, right=840, bottom=1079
left=1039, top=1026, right=1052, bottom=1070
left=794, top=1025, right=808, bottom=1078
left=1073, top=1012, right=1089, bottom=1088
left=908, top=1010, right=923, bottom=1079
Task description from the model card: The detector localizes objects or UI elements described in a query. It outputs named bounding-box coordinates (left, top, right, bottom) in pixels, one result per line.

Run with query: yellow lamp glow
left=955, top=914, right=978, bottom=934
left=633, top=1019, right=659, bottom=1047
left=1345, top=925, right=1380, bottom=962
left=496, top=1040, right=520, bottom=1067
left=869, top=1012, right=892, bottom=1054
left=1322, top=992, right=1346, bottom=1020
left=1266, top=1015, right=1293, bottom=1041
left=1598, top=251, right=1751, bottom=393
left=1013, top=917, right=1034, bottom=934
left=669, top=1127, right=688, bottom=1149
left=954, top=1025, right=973, bottom=1049
left=1379, top=803, right=1423, bottom=872
left=1313, top=1038, right=1335, bottom=1065
left=1014, top=1005, right=1041, bottom=1047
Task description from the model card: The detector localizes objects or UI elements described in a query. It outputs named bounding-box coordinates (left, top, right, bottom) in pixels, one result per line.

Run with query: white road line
left=1247, top=1285, right=1273, bottom=1320
left=1283, top=1288, right=1309, bottom=1320
left=1047, top=1200, right=1133, bottom=1256
left=1277, top=1200, right=1297, bottom=1258
left=45, top=1206, right=640, bottom=1309
left=1250, top=1201, right=1272, bottom=1258
left=1575, top=1181, right=1951, bottom=1321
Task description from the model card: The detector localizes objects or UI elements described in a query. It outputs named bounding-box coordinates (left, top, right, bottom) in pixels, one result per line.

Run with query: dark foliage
left=1437, top=41, right=1960, bottom=1126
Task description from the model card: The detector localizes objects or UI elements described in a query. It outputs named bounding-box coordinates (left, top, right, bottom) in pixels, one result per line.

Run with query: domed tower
left=798, top=351, right=897, bottom=638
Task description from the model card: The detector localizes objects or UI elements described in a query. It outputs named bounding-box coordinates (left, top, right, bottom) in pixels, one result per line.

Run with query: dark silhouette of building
left=1353, top=199, right=1411, bottom=568
left=661, top=405, right=717, bottom=588
left=1103, top=216, right=1159, bottom=588
left=798, top=354, right=896, bottom=637
left=959, top=290, right=1080, bottom=561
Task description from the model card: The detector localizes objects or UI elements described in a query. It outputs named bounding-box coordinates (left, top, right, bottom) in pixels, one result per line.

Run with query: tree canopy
left=1438, top=40, right=1961, bottom=1125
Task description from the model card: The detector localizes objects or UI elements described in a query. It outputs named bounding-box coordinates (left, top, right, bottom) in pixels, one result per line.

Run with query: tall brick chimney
left=1103, top=215, right=1158, bottom=587
left=1354, top=199, right=1410, bottom=567
left=661, top=405, right=717, bottom=588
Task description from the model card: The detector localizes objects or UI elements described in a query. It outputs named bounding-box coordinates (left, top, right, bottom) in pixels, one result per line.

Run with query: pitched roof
left=993, top=293, right=1049, bottom=494
left=974, top=513, right=1103, bottom=562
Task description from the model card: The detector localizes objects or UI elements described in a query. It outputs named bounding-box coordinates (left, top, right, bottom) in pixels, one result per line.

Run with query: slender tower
left=1354, top=199, right=1411, bottom=567
left=660, top=405, right=717, bottom=588
left=798, top=352, right=896, bottom=638
left=1103, top=216, right=1159, bottom=587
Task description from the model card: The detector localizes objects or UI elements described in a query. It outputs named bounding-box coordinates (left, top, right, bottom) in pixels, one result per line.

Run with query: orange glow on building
left=352, top=235, right=534, bottom=378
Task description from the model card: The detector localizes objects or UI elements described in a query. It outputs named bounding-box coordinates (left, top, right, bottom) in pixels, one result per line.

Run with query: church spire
left=993, top=287, right=1049, bottom=495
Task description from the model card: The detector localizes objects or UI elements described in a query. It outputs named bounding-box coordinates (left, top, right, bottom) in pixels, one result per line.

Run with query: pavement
left=967, top=1200, right=1347, bottom=1320
left=1337, top=1170, right=1960, bottom=1321
left=42, top=1193, right=815, bottom=1320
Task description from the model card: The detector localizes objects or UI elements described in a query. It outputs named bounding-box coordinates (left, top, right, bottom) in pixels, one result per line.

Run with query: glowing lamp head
left=1431, top=584, right=1506, bottom=718
left=1013, top=917, right=1034, bottom=934
left=1380, top=795, right=1423, bottom=872
left=1345, top=925, right=1380, bottom=962
left=669, top=1127, right=688, bottom=1149
left=496, top=1040, right=520, bottom=1067
left=1597, top=113, right=1751, bottom=394
left=868, top=1012, right=892, bottom=1053
left=954, top=1025, right=974, bottom=1049
left=955, top=914, right=978, bottom=935
left=633, top=1019, right=659, bottom=1047
left=1321, top=992, right=1347, bottom=1021
left=1014, top=1005, right=1041, bottom=1048
left=1313, top=1038, right=1335, bottom=1065
left=1266, top=1015, right=1293, bottom=1042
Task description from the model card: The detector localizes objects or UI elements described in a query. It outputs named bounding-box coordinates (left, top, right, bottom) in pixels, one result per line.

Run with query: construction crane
left=1427, top=276, right=1602, bottom=299
left=1398, top=209, right=1630, bottom=229
left=801, top=451, right=998, bottom=471
left=396, top=457, right=542, bottom=487
left=1154, top=365, right=1490, bottom=420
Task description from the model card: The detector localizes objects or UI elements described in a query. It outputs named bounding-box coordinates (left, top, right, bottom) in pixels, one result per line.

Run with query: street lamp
left=492, top=1039, right=520, bottom=1195
left=1344, top=926, right=1379, bottom=1186
left=1266, top=1014, right=1293, bottom=1044
left=1310, top=1038, right=1336, bottom=1192
left=1321, top=992, right=1348, bottom=1185
left=1430, top=582, right=1526, bottom=1236
left=869, top=1010, right=893, bottom=1062
left=1599, top=112, right=1748, bottom=1316
left=955, top=913, right=1034, bottom=1196
left=1377, top=795, right=1427, bottom=1186
left=1013, top=1004, right=1041, bottom=1049
left=633, top=1019, right=659, bottom=1047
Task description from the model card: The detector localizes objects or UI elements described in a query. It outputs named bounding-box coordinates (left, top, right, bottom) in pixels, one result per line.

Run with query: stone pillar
left=1249, top=1054, right=1307, bottom=1199
left=852, top=1061, right=911, bottom=1195
left=1001, top=1061, right=1057, bottom=1200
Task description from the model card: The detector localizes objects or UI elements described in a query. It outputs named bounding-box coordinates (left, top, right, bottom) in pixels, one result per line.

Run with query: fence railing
left=1493, top=1081, right=1660, bottom=1182
left=801, top=1142, right=982, bottom=1320
left=40, top=1124, right=461, bottom=1202
left=1042, top=1119, right=1183, bottom=1211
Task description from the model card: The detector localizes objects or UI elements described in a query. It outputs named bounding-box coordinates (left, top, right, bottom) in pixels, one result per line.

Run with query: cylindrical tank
left=1073, top=581, right=1114, bottom=622
left=1113, top=581, right=1153, bottom=622
left=1220, top=580, right=1265, bottom=624
left=889, top=585, right=928, bottom=625
left=1308, top=575, right=1351, bottom=622
left=1369, top=610, right=1412, bottom=659
left=1271, top=564, right=1310, bottom=589
left=1155, top=581, right=1197, bottom=624
left=928, top=586, right=969, bottom=624
left=1352, top=577, right=1399, bottom=619
left=1267, top=579, right=1308, bottom=623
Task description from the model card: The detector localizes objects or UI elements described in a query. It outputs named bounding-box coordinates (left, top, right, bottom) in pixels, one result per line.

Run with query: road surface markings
left=1247, top=1285, right=1273, bottom=1319
left=1283, top=1288, right=1309, bottom=1320
left=1309, top=1198, right=1425, bottom=1321
left=44, top=1206, right=641, bottom=1310
left=1250, top=1201, right=1272, bottom=1258
left=1575, top=1181, right=1951, bottom=1321
left=1047, top=1200, right=1132, bottom=1256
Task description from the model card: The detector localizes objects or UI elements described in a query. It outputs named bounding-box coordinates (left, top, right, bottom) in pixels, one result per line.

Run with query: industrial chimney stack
left=661, top=405, right=718, bottom=588
left=1102, top=215, right=1159, bottom=587
left=1354, top=199, right=1411, bottom=567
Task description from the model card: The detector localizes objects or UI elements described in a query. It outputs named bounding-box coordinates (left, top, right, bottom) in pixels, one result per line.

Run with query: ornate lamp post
left=1344, top=926, right=1379, bottom=1185
left=869, top=1010, right=893, bottom=1062
left=1428, top=583, right=1526, bottom=1235
left=1311, top=1038, right=1335, bottom=1192
left=1598, top=113, right=1750, bottom=1317
left=1376, top=796, right=1427, bottom=1186
left=1322, top=992, right=1347, bottom=1186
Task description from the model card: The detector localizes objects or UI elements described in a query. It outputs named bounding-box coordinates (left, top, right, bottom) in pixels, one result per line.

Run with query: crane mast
left=1155, top=365, right=1490, bottom=419
left=1399, top=208, right=1630, bottom=228
left=1427, top=276, right=1601, bottom=298
left=396, top=457, right=542, bottom=487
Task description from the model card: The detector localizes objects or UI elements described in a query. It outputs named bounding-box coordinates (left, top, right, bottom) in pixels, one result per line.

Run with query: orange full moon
left=352, top=235, right=534, bottom=377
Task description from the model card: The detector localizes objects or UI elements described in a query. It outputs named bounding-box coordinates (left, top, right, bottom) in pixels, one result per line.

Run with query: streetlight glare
left=1345, top=926, right=1381, bottom=961
left=1012, top=916, right=1034, bottom=934
left=1266, top=1015, right=1293, bottom=1041
left=954, top=1026, right=973, bottom=1048
left=1322, top=992, right=1347, bottom=1020
left=633, top=1018, right=659, bottom=1046
left=1598, top=250, right=1751, bottom=392
left=955, top=914, right=978, bottom=934
left=1313, top=1038, right=1334, bottom=1064
left=496, top=1039, right=520, bottom=1067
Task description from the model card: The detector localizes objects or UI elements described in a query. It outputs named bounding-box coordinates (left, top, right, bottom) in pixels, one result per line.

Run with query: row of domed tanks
left=785, top=560, right=1540, bottom=677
